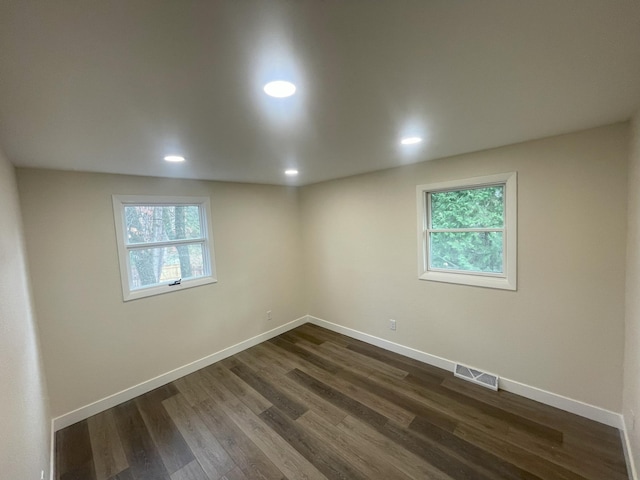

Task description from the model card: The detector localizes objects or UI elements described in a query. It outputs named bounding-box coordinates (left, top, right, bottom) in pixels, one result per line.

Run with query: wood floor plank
left=557, top=432, right=627, bottom=467
left=258, top=366, right=348, bottom=426
left=286, top=368, right=388, bottom=429
left=194, top=398, right=286, bottom=480
left=368, top=369, right=559, bottom=443
left=56, top=324, right=629, bottom=480
left=206, top=364, right=272, bottom=415
left=318, top=340, right=409, bottom=379
left=560, top=433, right=629, bottom=475
left=502, top=426, right=628, bottom=479
left=281, top=329, right=326, bottom=345
left=337, top=414, right=455, bottom=480
left=454, top=423, right=591, bottom=480
left=226, top=358, right=308, bottom=420
left=112, top=400, right=171, bottom=480
left=323, top=373, right=416, bottom=427
left=404, top=372, right=564, bottom=444
left=333, top=367, right=473, bottom=434
left=259, top=406, right=369, bottom=480
left=343, top=336, right=448, bottom=380
left=277, top=331, right=310, bottom=346
left=56, top=420, right=97, bottom=480
left=171, top=460, right=209, bottom=480
left=107, top=468, right=135, bottom=480
left=251, top=343, right=298, bottom=373
left=441, top=375, right=621, bottom=446
left=298, top=410, right=413, bottom=480
left=296, top=324, right=350, bottom=347
left=259, top=338, right=317, bottom=373
left=408, top=415, right=541, bottom=480
left=196, top=368, right=236, bottom=405
left=221, top=467, right=250, bottom=480
left=351, top=368, right=460, bottom=432
left=217, top=393, right=327, bottom=480
left=236, top=349, right=289, bottom=377
left=136, top=385, right=195, bottom=474
left=269, top=336, right=340, bottom=374
left=174, top=374, right=212, bottom=407
left=87, top=410, right=128, bottom=480
left=163, top=393, right=236, bottom=480
left=380, top=420, right=496, bottom=480
left=276, top=342, right=416, bottom=427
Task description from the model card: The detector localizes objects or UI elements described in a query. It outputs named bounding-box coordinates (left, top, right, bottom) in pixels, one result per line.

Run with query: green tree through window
left=417, top=172, right=516, bottom=290
left=428, top=186, right=505, bottom=273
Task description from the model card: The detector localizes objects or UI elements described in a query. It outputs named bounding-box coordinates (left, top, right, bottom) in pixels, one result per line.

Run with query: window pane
left=124, top=205, right=202, bottom=244
left=429, top=232, right=503, bottom=273
left=129, top=243, right=205, bottom=289
left=431, top=186, right=504, bottom=229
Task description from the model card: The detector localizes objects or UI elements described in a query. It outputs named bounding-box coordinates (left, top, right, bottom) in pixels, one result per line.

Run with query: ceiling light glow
left=284, top=169, right=299, bottom=176
left=400, top=137, right=423, bottom=145
left=264, top=81, right=296, bottom=98
left=164, top=155, right=185, bottom=162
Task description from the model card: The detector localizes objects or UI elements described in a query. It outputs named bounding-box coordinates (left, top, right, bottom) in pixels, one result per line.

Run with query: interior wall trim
left=51, top=315, right=308, bottom=432
left=307, top=315, right=624, bottom=430
left=49, top=419, right=55, bottom=480
left=622, top=415, right=639, bottom=480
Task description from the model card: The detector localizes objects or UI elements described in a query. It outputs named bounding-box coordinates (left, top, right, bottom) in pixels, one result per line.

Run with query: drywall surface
left=300, top=123, right=628, bottom=411
left=0, top=151, right=51, bottom=478
left=17, top=170, right=305, bottom=417
left=624, top=111, right=640, bottom=471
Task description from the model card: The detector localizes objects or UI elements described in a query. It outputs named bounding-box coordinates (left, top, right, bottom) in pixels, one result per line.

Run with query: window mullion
left=427, top=228, right=504, bottom=233
left=125, top=238, right=206, bottom=250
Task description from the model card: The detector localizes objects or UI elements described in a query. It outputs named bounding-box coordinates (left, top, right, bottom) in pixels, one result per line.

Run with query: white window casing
left=416, top=172, right=517, bottom=290
left=112, top=195, right=217, bottom=301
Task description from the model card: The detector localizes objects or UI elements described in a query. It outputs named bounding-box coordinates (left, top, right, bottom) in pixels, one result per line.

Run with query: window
left=416, top=172, right=517, bottom=290
left=112, top=195, right=217, bottom=301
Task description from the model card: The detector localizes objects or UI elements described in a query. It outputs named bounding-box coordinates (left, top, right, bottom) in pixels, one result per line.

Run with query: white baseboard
left=307, top=315, right=623, bottom=429
left=622, top=415, right=639, bottom=480
left=49, top=418, right=55, bottom=480
left=307, top=316, right=456, bottom=372
left=52, top=316, right=308, bottom=431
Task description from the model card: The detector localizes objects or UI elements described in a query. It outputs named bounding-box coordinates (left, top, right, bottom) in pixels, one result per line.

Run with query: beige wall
left=0, top=152, right=51, bottom=478
left=17, top=170, right=306, bottom=417
left=300, top=123, right=628, bottom=411
left=624, top=111, right=640, bottom=472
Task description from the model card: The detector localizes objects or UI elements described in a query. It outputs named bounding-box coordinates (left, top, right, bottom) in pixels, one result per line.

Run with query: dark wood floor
left=56, top=323, right=629, bottom=480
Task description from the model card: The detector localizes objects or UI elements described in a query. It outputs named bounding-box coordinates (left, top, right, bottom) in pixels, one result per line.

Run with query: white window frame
left=112, top=195, right=217, bottom=301
left=416, top=172, right=517, bottom=290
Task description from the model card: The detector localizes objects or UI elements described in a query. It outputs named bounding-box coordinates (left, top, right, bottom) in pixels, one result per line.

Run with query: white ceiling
left=1, top=1, right=639, bottom=186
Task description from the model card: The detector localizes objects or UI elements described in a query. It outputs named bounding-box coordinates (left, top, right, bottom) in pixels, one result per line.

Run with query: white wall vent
left=454, top=363, right=499, bottom=391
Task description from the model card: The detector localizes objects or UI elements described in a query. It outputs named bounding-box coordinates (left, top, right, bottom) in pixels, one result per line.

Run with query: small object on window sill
left=168, top=279, right=181, bottom=286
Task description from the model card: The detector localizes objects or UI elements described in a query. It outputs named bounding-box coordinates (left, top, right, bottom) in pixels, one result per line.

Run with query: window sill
left=419, top=270, right=516, bottom=291
left=123, top=276, right=217, bottom=302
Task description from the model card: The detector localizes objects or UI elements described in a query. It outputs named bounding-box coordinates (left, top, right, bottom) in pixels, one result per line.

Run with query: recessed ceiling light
left=284, top=169, right=299, bottom=176
left=264, top=81, right=296, bottom=98
left=400, top=137, right=423, bottom=145
left=164, top=155, right=185, bottom=162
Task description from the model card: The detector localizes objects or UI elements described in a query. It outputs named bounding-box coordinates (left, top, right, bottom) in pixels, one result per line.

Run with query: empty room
left=2, top=1, right=640, bottom=479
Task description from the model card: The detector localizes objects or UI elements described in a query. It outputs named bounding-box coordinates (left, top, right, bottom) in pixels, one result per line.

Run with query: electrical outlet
left=389, top=319, right=396, bottom=331
left=267, top=310, right=272, bottom=321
